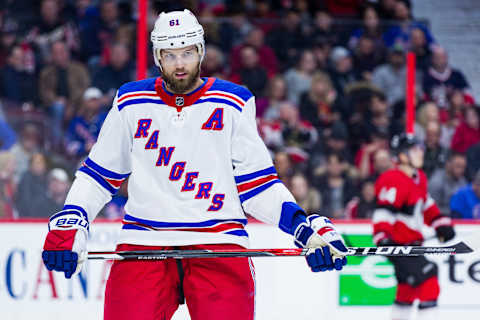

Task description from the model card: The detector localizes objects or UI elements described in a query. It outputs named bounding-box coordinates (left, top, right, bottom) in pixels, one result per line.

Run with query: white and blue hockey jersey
left=62, top=77, right=302, bottom=247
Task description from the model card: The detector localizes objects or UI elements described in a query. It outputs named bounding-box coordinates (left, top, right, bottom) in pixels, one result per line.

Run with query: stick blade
left=452, top=241, right=474, bottom=254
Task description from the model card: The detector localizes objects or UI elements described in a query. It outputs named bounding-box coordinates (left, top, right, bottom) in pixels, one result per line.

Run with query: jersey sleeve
left=423, top=192, right=452, bottom=229
left=62, top=93, right=132, bottom=222
left=231, top=96, right=302, bottom=234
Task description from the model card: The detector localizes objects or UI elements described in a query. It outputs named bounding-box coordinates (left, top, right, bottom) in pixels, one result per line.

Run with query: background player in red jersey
left=372, top=134, right=455, bottom=320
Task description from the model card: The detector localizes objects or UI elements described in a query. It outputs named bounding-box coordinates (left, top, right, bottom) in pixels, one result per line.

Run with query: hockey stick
left=88, top=240, right=476, bottom=260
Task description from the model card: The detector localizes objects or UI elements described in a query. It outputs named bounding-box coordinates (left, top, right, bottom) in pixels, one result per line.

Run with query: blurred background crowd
left=0, top=0, right=479, bottom=220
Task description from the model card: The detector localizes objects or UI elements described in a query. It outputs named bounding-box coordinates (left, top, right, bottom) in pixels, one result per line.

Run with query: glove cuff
left=49, top=209, right=89, bottom=233
left=293, top=222, right=314, bottom=248
left=279, top=202, right=306, bottom=235
left=431, top=216, right=452, bottom=229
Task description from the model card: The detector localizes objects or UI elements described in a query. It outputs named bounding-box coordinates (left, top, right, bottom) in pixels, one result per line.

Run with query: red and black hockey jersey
left=372, top=168, right=451, bottom=245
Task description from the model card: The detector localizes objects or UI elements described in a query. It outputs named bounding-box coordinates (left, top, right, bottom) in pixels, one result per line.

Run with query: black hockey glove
left=435, top=225, right=455, bottom=243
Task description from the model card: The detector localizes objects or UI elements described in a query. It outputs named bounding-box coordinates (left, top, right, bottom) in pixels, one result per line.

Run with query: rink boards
left=0, top=220, right=478, bottom=320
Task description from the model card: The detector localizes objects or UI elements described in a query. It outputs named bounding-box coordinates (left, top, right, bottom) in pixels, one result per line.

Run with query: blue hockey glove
left=42, top=206, right=89, bottom=279
left=293, top=214, right=348, bottom=272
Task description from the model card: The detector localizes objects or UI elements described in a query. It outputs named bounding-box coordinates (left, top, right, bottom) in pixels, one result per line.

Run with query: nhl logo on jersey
left=175, top=97, right=184, bottom=106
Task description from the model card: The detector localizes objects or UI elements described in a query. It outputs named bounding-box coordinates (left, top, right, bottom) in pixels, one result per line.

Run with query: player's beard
left=162, top=65, right=200, bottom=94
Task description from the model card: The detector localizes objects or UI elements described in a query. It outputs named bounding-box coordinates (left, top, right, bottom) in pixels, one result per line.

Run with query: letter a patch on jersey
left=201, top=108, right=224, bottom=130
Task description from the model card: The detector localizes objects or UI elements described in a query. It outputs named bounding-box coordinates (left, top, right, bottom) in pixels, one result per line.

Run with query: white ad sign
left=0, top=221, right=479, bottom=320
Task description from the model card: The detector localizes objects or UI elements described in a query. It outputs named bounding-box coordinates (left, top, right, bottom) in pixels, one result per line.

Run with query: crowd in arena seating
left=0, top=0, right=479, bottom=220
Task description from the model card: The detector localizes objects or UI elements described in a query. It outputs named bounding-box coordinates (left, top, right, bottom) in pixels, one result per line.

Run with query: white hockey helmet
left=150, top=9, right=205, bottom=68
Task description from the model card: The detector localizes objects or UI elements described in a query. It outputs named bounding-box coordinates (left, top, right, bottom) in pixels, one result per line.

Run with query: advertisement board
left=0, top=220, right=479, bottom=320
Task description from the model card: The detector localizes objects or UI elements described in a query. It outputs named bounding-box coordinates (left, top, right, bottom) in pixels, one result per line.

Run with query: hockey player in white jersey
left=42, top=9, right=347, bottom=320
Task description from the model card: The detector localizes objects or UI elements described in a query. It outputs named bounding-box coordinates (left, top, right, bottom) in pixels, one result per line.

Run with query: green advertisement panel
left=339, top=234, right=396, bottom=306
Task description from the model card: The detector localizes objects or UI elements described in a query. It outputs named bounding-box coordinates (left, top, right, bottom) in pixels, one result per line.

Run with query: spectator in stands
left=311, top=37, right=330, bottom=70
left=229, top=46, right=268, bottom=98
left=437, top=91, right=470, bottom=149
left=414, top=102, right=449, bottom=146
left=251, top=0, right=278, bottom=34
left=27, top=0, right=81, bottom=63
left=38, top=40, right=90, bottom=144
left=92, top=42, right=133, bottom=99
left=382, top=0, right=435, bottom=49
left=328, top=47, right=357, bottom=98
left=0, top=151, right=17, bottom=218
left=266, top=9, right=305, bottom=69
left=444, top=90, right=468, bottom=124
left=201, top=45, right=225, bottom=78
left=69, top=0, right=94, bottom=28
left=313, top=152, right=357, bottom=219
left=378, top=0, right=397, bottom=20
left=365, top=92, right=391, bottom=138
left=229, top=27, right=278, bottom=78
left=0, top=18, right=19, bottom=68
left=423, top=46, right=474, bottom=109
left=430, top=152, right=467, bottom=214
left=15, top=152, right=48, bottom=217
left=37, top=168, right=71, bottom=215
left=466, top=141, right=480, bottom=182
left=290, top=173, right=322, bottom=213
left=218, top=7, right=253, bottom=53
left=307, top=10, right=339, bottom=48
left=299, top=71, right=341, bottom=130
left=257, top=116, right=283, bottom=152
left=278, top=101, right=318, bottom=156
left=352, top=35, right=385, bottom=81
left=314, top=120, right=354, bottom=166
left=348, top=5, right=384, bottom=53
left=257, top=76, right=285, bottom=119
left=0, top=45, right=36, bottom=105
left=198, top=6, right=221, bottom=47
left=423, top=121, right=448, bottom=177
left=65, top=87, right=107, bottom=158
left=344, top=178, right=376, bottom=219
left=9, top=123, right=43, bottom=183
left=284, top=49, right=317, bottom=105
left=451, top=107, right=480, bottom=153
left=0, top=118, right=16, bottom=151
left=450, top=170, right=480, bottom=219
left=345, top=86, right=384, bottom=145
left=80, top=0, right=121, bottom=63
left=373, top=148, right=393, bottom=177
left=410, top=27, right=431, bottom=70
left=355, top=129, right=389, bottom=180
left=372, top=44, right=408, bottom=106
left=274, top=150, right=294, bottom=183
left=293, top=0, right=311, bottom=25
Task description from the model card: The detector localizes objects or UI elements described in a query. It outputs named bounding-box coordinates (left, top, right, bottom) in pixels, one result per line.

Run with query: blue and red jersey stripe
left=122, top=215, right=248, bottom=237
left=235, top=166, right=282, bottom=203
left=78, top=158, right=130, bottom=195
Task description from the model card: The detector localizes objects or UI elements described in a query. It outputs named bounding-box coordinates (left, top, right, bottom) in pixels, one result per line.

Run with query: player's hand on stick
left=42, top=208, right=89, bottom=279
left=435, top=225, right=455, bottom=243
left=293, top=214, right=348, bottom=272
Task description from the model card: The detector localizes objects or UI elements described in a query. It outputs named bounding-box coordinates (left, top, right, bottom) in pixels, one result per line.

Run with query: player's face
left=407, top=145, right=424, bottom=169
left=159, top=45, right=201, bottom=93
